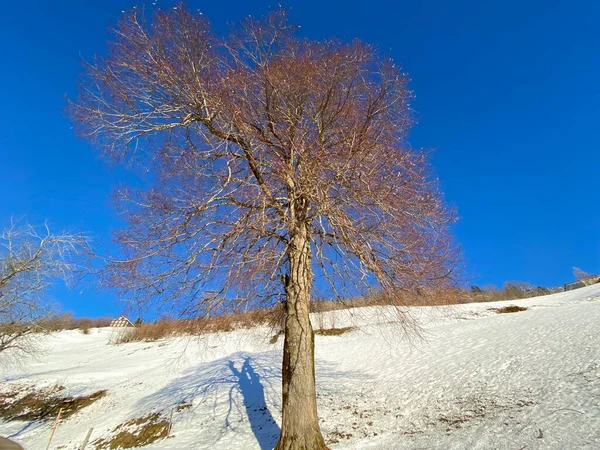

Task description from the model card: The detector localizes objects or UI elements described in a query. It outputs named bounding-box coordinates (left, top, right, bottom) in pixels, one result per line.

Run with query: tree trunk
left=274, top=224, right=329, bottom=450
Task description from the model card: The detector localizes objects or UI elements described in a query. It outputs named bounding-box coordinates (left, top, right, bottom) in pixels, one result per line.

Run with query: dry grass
left=0, top=385, right=106, bottom=422
left=114, top=306, right=285, bottom=344
left=93, top=413, right=170, bottom=449
left=466, top=283, right=558, bottom=303
left=314, top=327, right=357, bottom=336
left=492, top=305, right=528, bottom=314
left=311, top=283, right=559, bottom=311
left=114, top=290, right=429, bottom=344
left=37, top=313, right=113, bottom=332
left=311, top=287, right=466, bottom=312
left=112, top=283, right=554, bottom=344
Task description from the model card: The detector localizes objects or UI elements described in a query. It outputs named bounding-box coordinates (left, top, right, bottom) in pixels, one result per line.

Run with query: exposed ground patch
left=492, top=305, right=528, bottom=314
left=0, top=384, right=106, bottom=422
left=317, top=385, right=537, bottom=444
left=314, top=326, right=357, bottom=336
left=93, top=413, right=170, bottom=449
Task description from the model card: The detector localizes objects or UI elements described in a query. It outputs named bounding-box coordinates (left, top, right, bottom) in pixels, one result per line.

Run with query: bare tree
left=70, top=6, right=457, bottom=449
left=573, top=266, right=593, bottom=280
left=0, top=221, right=87, bottom=366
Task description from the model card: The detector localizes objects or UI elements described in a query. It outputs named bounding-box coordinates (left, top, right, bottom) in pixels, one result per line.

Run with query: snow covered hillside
left=2, top=285, right=600, bottom=450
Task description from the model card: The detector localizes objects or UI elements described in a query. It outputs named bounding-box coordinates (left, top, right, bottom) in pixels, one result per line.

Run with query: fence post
left=168, top=407, right=175, bottom=436
left=80, top=428, right=94, bottom=450
left=46, top=407, right=63, bottom=450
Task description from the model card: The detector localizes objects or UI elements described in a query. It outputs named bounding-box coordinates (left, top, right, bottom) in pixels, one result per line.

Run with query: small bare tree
left=70, top=6, right=457, bottom=449
left=0, top=221, right=86, bottom=366
left=573, top=266, right=592, bottom=280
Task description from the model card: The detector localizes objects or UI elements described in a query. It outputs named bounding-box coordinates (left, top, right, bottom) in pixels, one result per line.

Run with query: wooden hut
left=110, top=316, right=134, bottom=327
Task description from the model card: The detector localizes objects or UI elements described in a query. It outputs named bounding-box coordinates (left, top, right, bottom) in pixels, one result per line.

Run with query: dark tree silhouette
left=228, top=358, right=279, bottom=449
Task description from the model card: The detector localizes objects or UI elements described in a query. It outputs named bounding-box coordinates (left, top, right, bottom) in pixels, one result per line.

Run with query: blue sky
left=1, top=0, right=599, bottom=317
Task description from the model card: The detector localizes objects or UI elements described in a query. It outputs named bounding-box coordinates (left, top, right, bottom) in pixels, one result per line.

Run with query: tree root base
left=274, top=434, right=330, bottom=450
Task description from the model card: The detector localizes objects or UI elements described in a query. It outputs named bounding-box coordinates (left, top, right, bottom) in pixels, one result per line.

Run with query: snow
left=2, top=284, right=600, bottom=449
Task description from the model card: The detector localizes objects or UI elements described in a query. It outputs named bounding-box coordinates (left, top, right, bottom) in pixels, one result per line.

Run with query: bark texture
left=275, top=225, right=329, bottom=450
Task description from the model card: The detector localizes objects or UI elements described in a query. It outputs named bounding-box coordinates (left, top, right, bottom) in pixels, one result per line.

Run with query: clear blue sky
left=1, top=0, right=599, bottom=317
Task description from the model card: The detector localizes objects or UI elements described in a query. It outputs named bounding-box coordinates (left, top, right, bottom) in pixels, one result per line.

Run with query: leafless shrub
left=310, top=286, right=464, bottom=313
left=38, top=313, right=113, bottom=332
left=0, top=220, right=88, bottom=367
left=573, top=266, right=593, bottom=280
left=114, top=305, right=285, bottom=343
left=466, top=283, right=556, bottom=303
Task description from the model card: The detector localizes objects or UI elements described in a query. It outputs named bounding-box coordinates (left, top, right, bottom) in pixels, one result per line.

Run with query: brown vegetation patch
left=492, top=305, right=528, bottom=314
left=112, top=282, right=553, bottom=344
left=311, top=287, right=463, bottom=311
left=314, top=327, right=356, bottom=336
left=326, top=429, right=354, bottom=444
left=176, top=401, right=192, bottom=412
left=37, top=313, right=113, bottom=332
left=93, top=413, right=170, bottom=449
left=114, top=306, right=285, bottom=344
left=467, top=283, right=556, bottom=303
left=0, top=386, right=106, bottom=422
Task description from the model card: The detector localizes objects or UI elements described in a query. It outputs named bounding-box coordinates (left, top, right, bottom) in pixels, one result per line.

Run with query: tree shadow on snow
left=8, top=420, right=37, bottom=439
left=227, top=357, right=279, bottom=450
left=135, top=351, right=282, bottom=449
left=135, top=351, right=364, bottom=449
